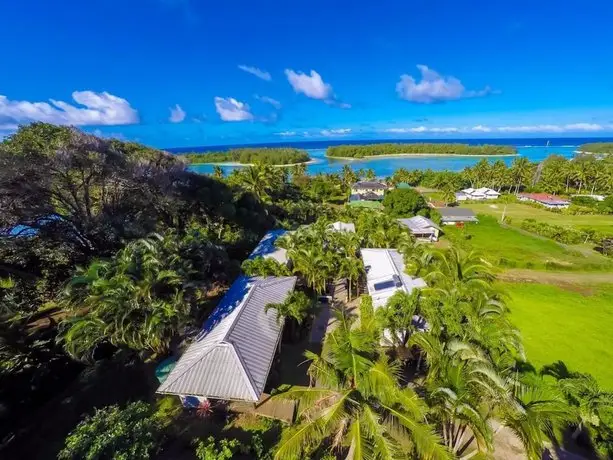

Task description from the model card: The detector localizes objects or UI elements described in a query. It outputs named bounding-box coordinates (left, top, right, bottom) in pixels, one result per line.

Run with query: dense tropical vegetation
left=327, top=143, right=516, bottom=158
left=1, top=123, right=612, bottom=459
left=182, top=148, right=311, bottom=165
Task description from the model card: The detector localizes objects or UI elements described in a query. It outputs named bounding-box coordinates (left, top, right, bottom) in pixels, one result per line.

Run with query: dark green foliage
left=182, top=148, right=310, bottom=165
left=194, top=436, right=241, bottom=460
left=241, top=257, right=291, bottom=276
left=382, top=188, right=429, bottom=217
left=327, top=143, right=516, bottom=158
left=58, top=401, right=175, bottom=460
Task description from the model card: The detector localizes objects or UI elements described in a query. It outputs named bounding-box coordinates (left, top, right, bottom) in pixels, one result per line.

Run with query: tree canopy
left=327, top=143, right=516, bottom=158
left=182, top=148, right=311, bottom=165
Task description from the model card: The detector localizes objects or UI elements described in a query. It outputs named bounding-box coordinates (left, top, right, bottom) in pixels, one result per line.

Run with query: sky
left=1, top=0, right=613, bottom=148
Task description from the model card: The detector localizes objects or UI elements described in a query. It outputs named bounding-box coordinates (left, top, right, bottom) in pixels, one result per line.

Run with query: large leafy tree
left=273, top=306, right=450, bottom=460
left=382, top=188, right=429, bottom=217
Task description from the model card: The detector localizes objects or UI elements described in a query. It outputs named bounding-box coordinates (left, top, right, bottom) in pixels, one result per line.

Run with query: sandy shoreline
left=189, top=159, right=318, bottom=167
left=327, top=153, right=518, bottom=160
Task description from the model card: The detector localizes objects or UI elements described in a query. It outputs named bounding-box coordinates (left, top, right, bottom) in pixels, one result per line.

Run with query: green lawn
left=503, top=282, right=613, bottom=389
left=443, top=215, right=613, bottom=271
left=465, top=202, right=613, bottom=233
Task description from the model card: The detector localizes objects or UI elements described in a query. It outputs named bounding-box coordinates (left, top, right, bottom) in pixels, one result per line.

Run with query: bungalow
left=249, top=229, right=289, bottom=265
left=350, top=181, right=389, bottom=201
left=437, top=207, right=479, bottom=225
left=361, top=248, right=427, bottom=310
left=518, top=193, right=570, bottom=209
left=157, top=276, right=297, bottom=405
left=397, top=216, right=441, bottom=242
left=455, top=187, right=500, bottom=201
left=361, top=248, right=428, bottom=344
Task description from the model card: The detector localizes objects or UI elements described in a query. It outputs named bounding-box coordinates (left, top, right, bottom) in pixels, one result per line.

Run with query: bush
left=58, top=401, right=174, bottom=460
left=520, top=219, right=587, bottom=245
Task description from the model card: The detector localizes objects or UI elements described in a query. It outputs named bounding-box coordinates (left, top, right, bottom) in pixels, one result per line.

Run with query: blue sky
left=1, top=0, right=613, bottom=148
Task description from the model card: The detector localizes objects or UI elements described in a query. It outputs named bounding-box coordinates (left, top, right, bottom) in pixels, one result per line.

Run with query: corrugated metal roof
left=361, top=248, right=426, bottom=308
left=157, top=276, right=297, bottom=402
left=352, top=181, right=388, bottom=190
left=397, top=216, right=440, bottom=232
left=248, top=230, right=289, bottom=264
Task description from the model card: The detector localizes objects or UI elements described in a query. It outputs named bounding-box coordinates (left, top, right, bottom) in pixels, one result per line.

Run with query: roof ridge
left=228, top=342, right=260, bottom=401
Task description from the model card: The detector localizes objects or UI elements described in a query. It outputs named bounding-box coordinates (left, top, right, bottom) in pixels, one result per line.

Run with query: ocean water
left=169, top=138, right=612, bottom=177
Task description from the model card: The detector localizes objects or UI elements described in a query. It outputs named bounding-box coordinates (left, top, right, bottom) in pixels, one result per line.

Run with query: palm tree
left=266, top=291, right=313, bottom=341
left=212, top=165, right=224, bottom=179
left=441, top=187, right=456, bottom=207
left=424, top=248, right=495, bottom=295
left=240, top=165, right=274, bottom=203
left=510, top=157, right=532, bottom=193
left=365, top=168, right=377, bottom=181
left=273, top=307, right=450, bottom=460
left=556, top=373, right=613, bottom=442
left=341, top=164, right=358, bottom=189
left=289, top=247, right=333, bottom=295
left=337, top=256, right=363, bottom=301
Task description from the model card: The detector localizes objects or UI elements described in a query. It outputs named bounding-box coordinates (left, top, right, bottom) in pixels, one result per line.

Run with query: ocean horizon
left=170, top=137, right=613, bottom=177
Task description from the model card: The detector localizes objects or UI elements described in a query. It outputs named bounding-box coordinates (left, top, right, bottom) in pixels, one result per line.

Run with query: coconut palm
left=212, top=165, right=224, bottom=179
left=273, top=307, right=450, bottom=460
left=510, top=157, right=532, bottom=193
left=376, top=290, right=424, bottom=351
left=424, top=248, right=495, bottom=295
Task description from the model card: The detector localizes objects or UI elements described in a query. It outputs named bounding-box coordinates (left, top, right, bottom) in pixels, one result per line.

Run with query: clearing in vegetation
left=443, top=215, right=613, bottom=271
left=465, top=202, right=613, bottom=233
left=503, top=282, right=613, bottom=389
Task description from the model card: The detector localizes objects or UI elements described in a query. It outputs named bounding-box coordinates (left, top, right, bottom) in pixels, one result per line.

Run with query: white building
left=361, top=248, right=427, bottom=309
left=455, top=187, right=500, bottom=201
left=518, top=193, right=570, bottom=209
left=361, top=248, right=428, bottom=345
left=350, top=181, right=389, bottom=201
left=329, top=221, right=356, bottom=233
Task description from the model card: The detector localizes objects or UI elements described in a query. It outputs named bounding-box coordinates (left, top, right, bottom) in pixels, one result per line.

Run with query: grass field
left=443, top=215, right=613, bottom=271
left=465, top=202, right=613, bottom=232
left=503, top=282, right=613, bottom=389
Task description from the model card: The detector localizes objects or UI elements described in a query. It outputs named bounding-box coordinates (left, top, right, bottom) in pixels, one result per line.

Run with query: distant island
left=182, top=148, right=311, bottom=166
left=326, top=143, right=517, bottom=158
left=578, top=143, right=613, bottom=154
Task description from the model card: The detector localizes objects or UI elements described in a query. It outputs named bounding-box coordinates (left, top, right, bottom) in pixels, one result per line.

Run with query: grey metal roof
left=352, top=181, right=388, bottom=190
left=248, top=230, right=288, bottom=265
left=438, top=207, right=478, bottom=221
left=330, top=222, right=356, bottom=232
left=157, top=276, right=297, bottom=402
left=397, top=216, right=441, bottom=232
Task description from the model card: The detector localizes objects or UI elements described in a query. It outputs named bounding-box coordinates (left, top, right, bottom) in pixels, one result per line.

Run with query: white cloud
left=285, top=69, right=333, bottom=100
left=321, top=128, right=352, bottom=136
left=382, top=122, right=609, bottom=135
left=254, top=95, right=282, bottom=109
left=0, top=91, right=139, bottom=129
left=169, top=104, right=186, bottom=123
left=238, top=65, right=271, bottom=81
left=214, top=97, right=254, bottom=122
left=563, top=123, right=603, bottom=132
left=275, top=131, right=296, bottom=136
left=396, top=65, right=492, bottom=103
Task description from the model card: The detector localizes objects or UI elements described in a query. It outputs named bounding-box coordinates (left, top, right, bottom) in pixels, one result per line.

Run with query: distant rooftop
left=352, top=181, right=388, bottom=190
left=330, top=221, right=356, bottom=232
left=438, top=207, right=478, bottom=222
left=518, top=193, right=570, bottom=205
left=248, top=230, right=288, bottom=265
left=398, top=216, right=440, bottom=232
